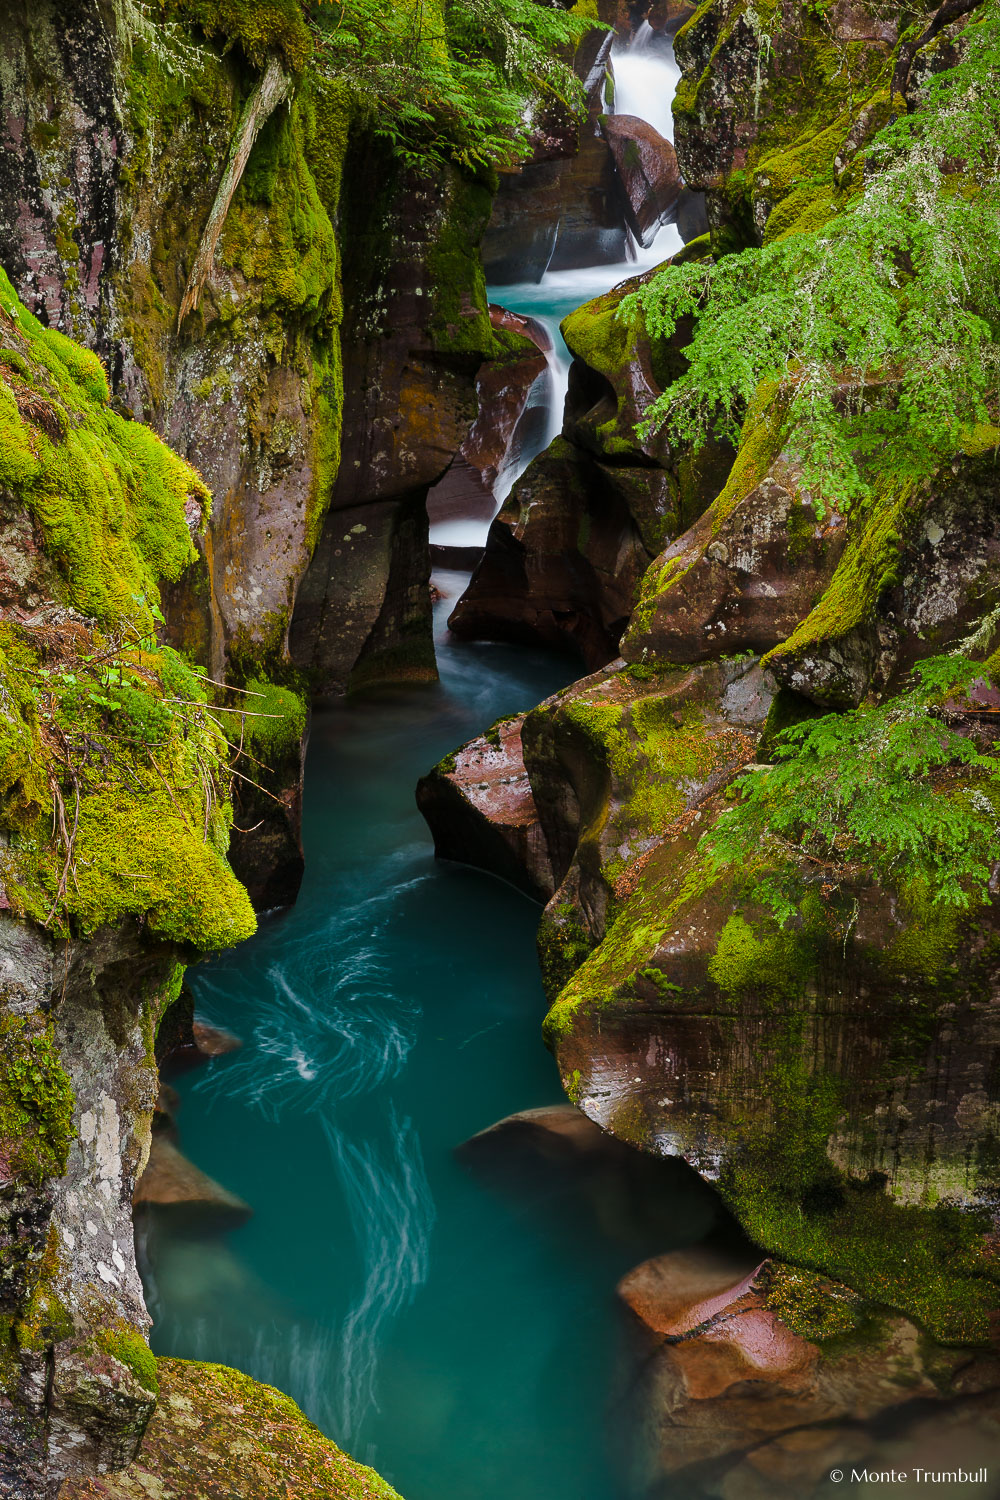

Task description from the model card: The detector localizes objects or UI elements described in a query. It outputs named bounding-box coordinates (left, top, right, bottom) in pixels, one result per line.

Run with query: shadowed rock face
left=289, top=146, right=495, bottom=698
left=416, top=713, right=557, bottom=903
left=448, top=437, right=653, bottom=669
left=458, top=1103, right=747, bottom=1261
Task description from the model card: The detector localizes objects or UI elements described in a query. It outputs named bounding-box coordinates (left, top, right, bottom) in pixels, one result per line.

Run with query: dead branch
left=177, top=52, right=293, bottom=329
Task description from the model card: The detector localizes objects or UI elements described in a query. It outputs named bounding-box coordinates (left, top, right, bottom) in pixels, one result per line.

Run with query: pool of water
left=142, top=577, right=733, bottom=1500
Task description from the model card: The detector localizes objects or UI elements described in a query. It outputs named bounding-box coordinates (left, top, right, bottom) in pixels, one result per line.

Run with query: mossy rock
left=60, top=1357, right=406, bottom=1499
left=0, top=269, right=206, bottom=632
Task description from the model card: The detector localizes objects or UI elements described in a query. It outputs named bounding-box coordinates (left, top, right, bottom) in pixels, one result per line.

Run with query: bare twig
left=177, top=53, right=293, bottom=328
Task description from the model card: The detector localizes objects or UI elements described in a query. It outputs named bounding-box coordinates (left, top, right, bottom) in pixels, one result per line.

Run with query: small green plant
left=705, top=653, right=1000, bottom=923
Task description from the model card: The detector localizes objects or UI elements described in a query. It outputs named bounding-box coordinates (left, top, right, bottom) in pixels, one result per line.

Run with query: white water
left=429, top=35, right=683, bottom=551
left=610, top=28, right=681, bottom=142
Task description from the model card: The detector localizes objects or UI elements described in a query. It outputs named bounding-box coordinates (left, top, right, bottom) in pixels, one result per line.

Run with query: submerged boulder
left=619, top=1252, right=1000, bottom=1499
left=133, top=1139, right=251, bottom=1231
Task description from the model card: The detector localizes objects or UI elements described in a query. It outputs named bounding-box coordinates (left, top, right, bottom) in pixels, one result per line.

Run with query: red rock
left=601, top=114, right=682, bottom=245
left=416, top=713, right=556, bottom=901
left=134, top=1137, right=251, bottom=1229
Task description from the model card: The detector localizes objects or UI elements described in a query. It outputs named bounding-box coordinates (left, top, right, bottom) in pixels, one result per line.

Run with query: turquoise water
left=143, top=576, right=733, bottom=1499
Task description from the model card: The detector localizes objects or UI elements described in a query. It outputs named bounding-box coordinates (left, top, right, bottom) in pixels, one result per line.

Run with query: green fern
left=707, top=654, right=1000, bottom=921
left=622, top=7, right=1000, bottom=512
left=310, top=0, right=593, bottom=169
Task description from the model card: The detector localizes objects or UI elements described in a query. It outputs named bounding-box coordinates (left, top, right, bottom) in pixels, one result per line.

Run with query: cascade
left=428, top=34, right=684, bottom=552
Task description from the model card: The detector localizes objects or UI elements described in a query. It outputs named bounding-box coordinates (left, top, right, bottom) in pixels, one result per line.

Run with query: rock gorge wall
left=0, top=0, right=528, bottom=908
left=0, top=0, right=587, bottom=1491
left=423, top=1, right=1000, bottom=1492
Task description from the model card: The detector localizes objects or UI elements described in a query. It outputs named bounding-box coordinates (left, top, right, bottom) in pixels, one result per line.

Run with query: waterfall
left=479, top=36, right=683, bottom=517
left=610, top=35, right=681, bottom=142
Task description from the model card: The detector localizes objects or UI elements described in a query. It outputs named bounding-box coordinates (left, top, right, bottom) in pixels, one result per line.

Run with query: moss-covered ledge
left=59, top=1357, right=405, bottom=1500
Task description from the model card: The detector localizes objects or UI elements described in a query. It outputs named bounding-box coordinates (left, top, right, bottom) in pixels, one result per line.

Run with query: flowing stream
left=142, top=35, right=712, bottom=1500
left=428, top=38, right=683, bottom=548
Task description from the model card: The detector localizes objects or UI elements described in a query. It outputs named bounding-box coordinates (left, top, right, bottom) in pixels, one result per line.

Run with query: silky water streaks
left=141, top=606, right=617, bottom=1495
left=191, top=845, right=429, bottom=1119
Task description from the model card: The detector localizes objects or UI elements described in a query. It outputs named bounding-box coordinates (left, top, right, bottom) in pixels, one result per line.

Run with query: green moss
left=237, top=678, right=307, bottom=763
left=627, top=386, right=786, bottom=646
left=159, top=0, right=313, bottom=70
left=707, top=912, right=812, bottom=1003
left=139, top=1358, right=407, bottom=1497
left=424, top=173, right=496, bottom=358
left=728, top=1167, right=1000, bottom=1344
left=761, top=1263, right=864, bottom=1342
left=9, top=776, right=255, bottom=950
left=882, top=885, right=962, bottom=982
left=16, top=1226, right=74, bottom=1353
left=538, top=906, right=595, bottom=1002
left=0, top=269, right=206, bottom=633
left=94, top=1326, right=160, bottom=1395
left=764, top=474, right=910, bottom=674
left=674, top=0, right=898, bottom=251
left=0, top=1015, right=75, bottom=1186
left=488, top=326, right=541, bottom=365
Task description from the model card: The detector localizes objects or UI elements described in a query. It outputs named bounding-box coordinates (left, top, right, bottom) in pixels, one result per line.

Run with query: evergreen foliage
left=622, top=5, right=1000, bottom=512
left=309, top=0, right=592, bottom=167
left=707, top=655, right=1000, bottom=921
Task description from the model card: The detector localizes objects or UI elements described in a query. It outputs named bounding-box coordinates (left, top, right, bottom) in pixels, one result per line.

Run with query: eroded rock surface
left=417, top=713, right=556, bottom=902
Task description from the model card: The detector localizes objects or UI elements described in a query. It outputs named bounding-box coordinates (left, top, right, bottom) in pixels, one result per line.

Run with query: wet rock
left=619, top=1252, right=1000, bottom=1500
left=448, top=439, right=652, bottom=669
left=190, top=1022, right=241, bottom=1058
left=483, top=19, right=627, bottom=282
left=155, top=986, right=242, bottom=1075
left=416, top=713, right=556, bottom=902
left=133, top=1138, right=251, bottom=1231
left=58, top=1357, right=405, bottom=1500
left=601, top=115, right=682, bottom=245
